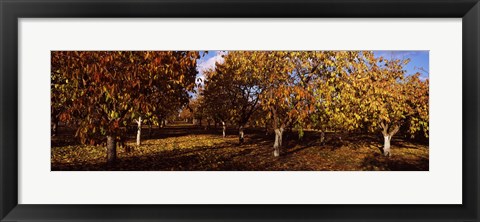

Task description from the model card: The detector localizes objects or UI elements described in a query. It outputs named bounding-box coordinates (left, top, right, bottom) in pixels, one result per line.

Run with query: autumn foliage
left=52, top=51, right=199, bottom=163
left=200, top=51, right=428, bottom=157
left=51, top=50, right=429, bottom=169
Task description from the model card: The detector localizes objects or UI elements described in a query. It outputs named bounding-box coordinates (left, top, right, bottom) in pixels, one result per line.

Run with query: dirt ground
left=51, top=123, right=429, bottom=171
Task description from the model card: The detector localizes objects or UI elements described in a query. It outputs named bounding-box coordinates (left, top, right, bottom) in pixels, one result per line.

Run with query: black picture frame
left=1, top=0, right=479, bottom=221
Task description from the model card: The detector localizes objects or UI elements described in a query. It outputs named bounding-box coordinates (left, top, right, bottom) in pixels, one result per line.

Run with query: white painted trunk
left=239, top=129, right=244, bottom=139
left=222, top=121, right=226, bottom=138
left=273, top=128, right=283, bottom=157
left=383, top=135, right=391, bottom=157
left=320, top=131, right=325, bottom=144
left=52, top=122, right=58, bottom=136
left=239, top=125, right=245, bottom=144
left=106, top=135, right=116, bottom=164
left=136, top=116, right=142, bottom=146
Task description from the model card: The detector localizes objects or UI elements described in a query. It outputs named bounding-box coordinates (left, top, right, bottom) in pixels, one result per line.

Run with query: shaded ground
left=51, top=123, right=429, bottom=171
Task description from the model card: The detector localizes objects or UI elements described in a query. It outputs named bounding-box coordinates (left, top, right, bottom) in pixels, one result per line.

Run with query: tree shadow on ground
left=52, top=125, right=429, bottom=171
left=51, top=140, right=264, bottom=171
left=281, top=131, right=380, bottom=155
left=52, top=124, right=257, bottom=147
left=360, top=152, right=429, bottom=171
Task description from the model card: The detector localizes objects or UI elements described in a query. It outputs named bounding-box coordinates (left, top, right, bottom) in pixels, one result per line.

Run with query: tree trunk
left=320, top=131, right=325, bottom=145
left=239, top=125, right=245, bottom=144
left=273, top=127, right=283, bottom=157
left=148, top=123, right=152, bottom=139
left=222, top=121, right=226, bottom=138
left=52, top=121, right=58, bottom=136
left=51, top=113, right=59, bottom=136
left=383, top=135, right=391, bottom=157
left=380, top=122, right=399, bottom=157
left=136, top=116, right=142, bottom=146
left=106, top=135, right=116, bottom=164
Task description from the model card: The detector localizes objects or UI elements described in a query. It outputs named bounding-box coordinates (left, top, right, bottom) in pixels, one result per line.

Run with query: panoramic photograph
left=51, top=51, right=429, bottom=171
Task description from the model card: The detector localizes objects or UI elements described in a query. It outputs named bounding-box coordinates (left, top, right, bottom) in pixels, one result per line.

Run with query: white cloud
left=196, top=51, right=226, bottom=83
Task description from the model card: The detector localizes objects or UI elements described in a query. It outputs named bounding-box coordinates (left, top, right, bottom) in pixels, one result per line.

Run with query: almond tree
left=290, top=51, right=355, bottom=143
left=134, top=51, right=199, bottom=145
left=341, top=52, right=429, bottom=156
left=201, top=69, right=231, bottom=138
left=202, top=51, right=263, bottom=144
left=51, top=51, right=199, bottom=164
left=188, top=95, right=207, bottom=127
left=403, top=73, right=429, bottom=138
left=255, top=51, right=317, bottom=156
left=51, top=62, right=76, bottom=136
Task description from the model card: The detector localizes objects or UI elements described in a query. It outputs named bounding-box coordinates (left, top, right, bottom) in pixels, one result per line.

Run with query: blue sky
left=196, top=50, right=429, bottom=82
left=373, top=50, right=429, bottom=80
